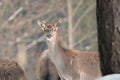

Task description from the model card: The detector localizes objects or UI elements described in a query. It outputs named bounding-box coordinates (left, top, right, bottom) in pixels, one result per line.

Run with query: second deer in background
left=35, top=50, right=61, bottom=80
left=0, top=58, right=28, bottom=80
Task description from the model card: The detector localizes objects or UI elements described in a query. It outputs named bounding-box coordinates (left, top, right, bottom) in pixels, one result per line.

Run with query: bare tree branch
left=73, top=4, right=95, bottom=32
left=73, top=31, right=97, bottom=47
left=67, top=0, right=74, bottom=49
left=8, top=7, right=24, bottom=21
left=27, top=36, right=45, bottom=49
left=0, top=1, right=2, bottom=6
left=72, top=0, right=83, bottom=17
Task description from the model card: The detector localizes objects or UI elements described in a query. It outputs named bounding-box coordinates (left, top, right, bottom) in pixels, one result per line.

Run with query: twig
left=73, top=31, right=97, bottom=47
left=0, top=1, right=2, bottom=6
left=27, top=36, right=45, bottom=49
left=8, top=7, right=24, bottom=21
left=73, top=4, right=95, bottom=32
left=67, top=0, right=73, bottom=49
left=72, top=0, right=83, bottom=17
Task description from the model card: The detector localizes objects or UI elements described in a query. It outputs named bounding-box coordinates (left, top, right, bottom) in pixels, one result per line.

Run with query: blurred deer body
left=37, top=19, right=101, bottom=80
left=35, top=50, right=60, bottom=80
left=0, top=58, right=28, bottom=80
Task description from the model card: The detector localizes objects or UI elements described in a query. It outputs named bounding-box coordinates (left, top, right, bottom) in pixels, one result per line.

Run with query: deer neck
left=47, top=33, right=65, bottom=67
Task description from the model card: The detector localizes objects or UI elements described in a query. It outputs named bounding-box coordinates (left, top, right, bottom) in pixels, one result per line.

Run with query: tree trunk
left=97, top=0, right=120, bottom=75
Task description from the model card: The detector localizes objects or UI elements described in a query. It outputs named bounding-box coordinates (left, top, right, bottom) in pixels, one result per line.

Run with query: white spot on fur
left=70, top=58, right=73, bottom=65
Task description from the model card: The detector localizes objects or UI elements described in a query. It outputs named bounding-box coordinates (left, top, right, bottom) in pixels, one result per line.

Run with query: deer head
left=37, top=19, right=62, bottom=41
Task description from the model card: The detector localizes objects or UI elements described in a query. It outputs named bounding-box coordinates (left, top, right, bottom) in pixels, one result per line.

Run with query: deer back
left=0, top=58, right=28, bottom=80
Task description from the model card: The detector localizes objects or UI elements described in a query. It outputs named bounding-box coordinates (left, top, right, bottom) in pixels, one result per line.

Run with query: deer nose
left=46, top=34, right=52, bottom=38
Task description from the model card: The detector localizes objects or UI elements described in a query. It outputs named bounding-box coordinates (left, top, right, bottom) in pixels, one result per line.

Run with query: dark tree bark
left=97, top=0, right=120, bottom=75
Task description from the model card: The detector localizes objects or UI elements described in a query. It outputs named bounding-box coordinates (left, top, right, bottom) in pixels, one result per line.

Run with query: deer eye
left=45, top=30, right=51, bottom=33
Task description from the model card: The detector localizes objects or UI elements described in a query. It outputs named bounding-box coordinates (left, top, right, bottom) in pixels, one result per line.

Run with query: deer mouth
left=46, top=34, right=52, bottom=39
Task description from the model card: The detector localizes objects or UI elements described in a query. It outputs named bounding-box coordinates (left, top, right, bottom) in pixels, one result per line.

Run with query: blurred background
left=0, top=0, right=97, bottom=80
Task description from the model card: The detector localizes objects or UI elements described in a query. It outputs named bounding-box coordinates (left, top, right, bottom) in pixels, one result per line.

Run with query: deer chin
left=46, top=37, right=53, bottom=42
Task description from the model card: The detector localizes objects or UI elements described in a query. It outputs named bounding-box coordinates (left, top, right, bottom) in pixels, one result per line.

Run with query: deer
left=0, top=58, right=28, bottom=80
left=35, top=50, right=61, bottom=80
left=37, top=19, right=101, bottom=80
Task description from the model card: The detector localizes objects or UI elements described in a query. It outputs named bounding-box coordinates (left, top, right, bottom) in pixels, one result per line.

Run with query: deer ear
left=54, top=18, right=62, bottom=28
left=37, top=20, right=45, bottom=30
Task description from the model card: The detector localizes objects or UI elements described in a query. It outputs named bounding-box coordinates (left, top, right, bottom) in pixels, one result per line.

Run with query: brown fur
left=38, top=19, right=101, bottom=80
left=0, top=58, right=28, bottom=80
left=35, top=50, right=60, bottom=80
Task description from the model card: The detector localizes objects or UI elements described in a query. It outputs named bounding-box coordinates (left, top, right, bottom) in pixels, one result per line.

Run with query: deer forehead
left=43, top=24, right=57, bottom=33
left=45, top=24, right=55, bottom=29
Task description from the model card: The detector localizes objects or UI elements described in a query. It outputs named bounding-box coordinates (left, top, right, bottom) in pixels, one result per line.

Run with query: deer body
left=47, top=34, right=101, bottom=80
left=37, top=19, right=101, bottom=80
left=0, top=58, right=28, bottom=80
left=35, top=50, right=60, bottom=80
